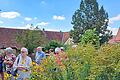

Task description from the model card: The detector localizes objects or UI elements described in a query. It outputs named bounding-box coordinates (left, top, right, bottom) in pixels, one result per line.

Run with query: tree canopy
left=16, top=26, right=48, bottom=53
left=80, top=29, right=100, bottom=48
left=71, top=0, right=112, bottom=45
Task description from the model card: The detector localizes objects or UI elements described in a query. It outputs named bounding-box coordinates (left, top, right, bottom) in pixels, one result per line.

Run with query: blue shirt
left=35, top=51, right=46, bottom=64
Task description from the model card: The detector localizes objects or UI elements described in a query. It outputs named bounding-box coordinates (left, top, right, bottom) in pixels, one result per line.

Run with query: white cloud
left=45, top=29, right=60, bottom=31
left=24, top=24, right=32, bottom=29
left=0, top=24, right=34, bottom=30
left=18, top=24, right=34, bottom=29
left=36, top=22, right=49, bottom=26
left=0, top=26, right=24, bottom=29
left=21, top=22, right=24, bottom=24
left=34, top=17, right=37, bottom=20
left=0, top=21, right=4, bottom=24
left=107, top=26, right=119, bottom=35
left=40, top=1, right=46, bottom=5
left=109, top=14, right=120, bottom=25
left=24, top=17, right=32, bottom=21
left=0, top=12, right=20, bottom=19
left=53, top=15, right=65, bottom=20
left=0, top=25, right=61, bottom=32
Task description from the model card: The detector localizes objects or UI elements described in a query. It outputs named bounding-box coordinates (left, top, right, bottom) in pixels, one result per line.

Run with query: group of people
left=0, top=47, right=32, bottom=80
left=0, top=46, right=67, bottom=80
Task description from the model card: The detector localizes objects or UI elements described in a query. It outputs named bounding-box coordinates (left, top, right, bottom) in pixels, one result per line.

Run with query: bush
left=30, top=44, right=120, bottom=80
left=44, top=40, right=65, bottom=51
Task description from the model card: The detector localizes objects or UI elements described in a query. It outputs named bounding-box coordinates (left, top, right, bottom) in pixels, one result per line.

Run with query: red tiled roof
left=63, top=32, right=70, bottom=42
left=43, top=31, right=70, bottom=43
left=0, top=28, right=70, bottom=49
left=44, top=31, right=63, bottom=42
left=0, top=28, right=23, bottom=48
left=108, top=28, right=120, bottom=44
left=115, top=28, right=120, bottom=42
left=108, top=36, right=116, bottom=44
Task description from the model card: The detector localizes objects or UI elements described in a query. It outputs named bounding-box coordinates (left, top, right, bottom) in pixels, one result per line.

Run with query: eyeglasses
left=21, top=51, right=26, bottom=53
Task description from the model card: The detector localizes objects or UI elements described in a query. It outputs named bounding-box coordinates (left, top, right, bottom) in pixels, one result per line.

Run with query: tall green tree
left=80, top=29, right=100, bottom=48
left=71, top=0, right=112, bottom=44
left=16, top=26, right=48, bottom=53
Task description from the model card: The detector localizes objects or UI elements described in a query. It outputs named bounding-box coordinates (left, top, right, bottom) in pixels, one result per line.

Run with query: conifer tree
left=71, top=0, right=112, bottom=44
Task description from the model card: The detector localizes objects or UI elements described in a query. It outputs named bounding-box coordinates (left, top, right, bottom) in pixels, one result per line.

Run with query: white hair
left=21, top=47, right=28, bottom=54
left=37, top=46, right=42, bottom=49
left=5, top=47, right=13, bottom=54
left=55, top=47, right=61, bottom=53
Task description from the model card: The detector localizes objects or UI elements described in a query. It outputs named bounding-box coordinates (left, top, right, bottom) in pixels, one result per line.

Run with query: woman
left=13, top=47, right=32, bottom=80
left=0, top=50, right=4, bottom=80
left=60, top=47, right=68, bottom=61
left=4, top=47, right=16, bottom=74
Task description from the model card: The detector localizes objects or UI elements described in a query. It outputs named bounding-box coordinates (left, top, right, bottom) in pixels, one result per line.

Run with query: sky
left=0, top=0, right=120, bottom=35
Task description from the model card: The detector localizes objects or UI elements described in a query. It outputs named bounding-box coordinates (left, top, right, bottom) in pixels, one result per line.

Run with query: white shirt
left=13, top=54, right=32, bottom=79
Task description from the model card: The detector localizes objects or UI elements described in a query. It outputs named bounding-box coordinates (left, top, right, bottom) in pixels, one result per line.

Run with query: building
left=0, top=27, right=72, bottom=49
left=108, top=28, right=120, bottom=44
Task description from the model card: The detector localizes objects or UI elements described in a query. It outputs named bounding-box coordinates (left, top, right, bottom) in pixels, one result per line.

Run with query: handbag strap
left=17, top=56, right=20, bottom=65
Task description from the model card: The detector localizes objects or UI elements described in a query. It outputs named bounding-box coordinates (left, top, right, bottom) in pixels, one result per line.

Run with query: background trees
left=44, top=40, right=64, bottom=51
left=16, top=26, right=48, bottom=53
left=70, top=0, right=112, bottom=45
left=80, top=29, right=100, bottom=48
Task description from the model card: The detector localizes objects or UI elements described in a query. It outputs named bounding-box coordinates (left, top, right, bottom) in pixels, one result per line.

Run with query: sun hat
left=55, top=47, right=61, bottom=53
left=60, top=47, right=64, bottom=50
left=5, top=47, right=13, bottom=54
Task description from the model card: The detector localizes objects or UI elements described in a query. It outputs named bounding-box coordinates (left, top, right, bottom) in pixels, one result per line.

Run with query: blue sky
left=0, top=0, right=120, bottom=35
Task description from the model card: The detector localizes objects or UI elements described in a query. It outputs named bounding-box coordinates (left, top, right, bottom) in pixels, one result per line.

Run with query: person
left=13, top=47, right=32, bottom=80
left=35, top=47, right=46, bottom=65
left=54, top=47, right=63, bottom=66
left=0, top=50, right=4, bottom=80
left=60, top=47, right=68, bottom=60
left=49, top=48, right=54, bottom=54
left=4, top=47, right=16, bottom=74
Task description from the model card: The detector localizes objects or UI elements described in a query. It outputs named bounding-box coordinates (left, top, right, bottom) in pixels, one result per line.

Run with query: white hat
left=5, top=47, right=13, bottom=54
left=60, top=47, right=64, bottom=50
left=55, top=47, right=61, bottom=53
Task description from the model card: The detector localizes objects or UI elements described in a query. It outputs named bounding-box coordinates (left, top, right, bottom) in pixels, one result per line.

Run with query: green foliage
left=80, top=29, right=100, bottom=48
left=44, top=40, right=64, bottom=51
left=30, top=58, right=65, bottom=80
left=93, top=44, right=120, bottom=80
left=16, top=29, right=48, bottom=53
left=71, top=0, right=112, bottom=44
left=30, top=44, right=120, bottom=80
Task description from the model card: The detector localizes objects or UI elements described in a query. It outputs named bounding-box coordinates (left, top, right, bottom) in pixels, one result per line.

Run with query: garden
left=3, top=44, right=120, bottom=80
left=29, top=44, right=120, bottom=80
left=1, top=0, right=120, bottom=79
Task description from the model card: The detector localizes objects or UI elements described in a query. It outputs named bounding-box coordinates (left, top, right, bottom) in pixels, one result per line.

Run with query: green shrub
left=30, top=44, right=120, bottom=80
left=44, top=40, right=65, bottom=51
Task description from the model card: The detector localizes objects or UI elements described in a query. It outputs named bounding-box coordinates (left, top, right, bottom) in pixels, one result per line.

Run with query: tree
left=44, top=40, right=64, bottom=51
left=16, top=26, right=48, bottom=53
left=71, top=0, right=112, bottom=44
left=80, top=29, right=100, bottom=48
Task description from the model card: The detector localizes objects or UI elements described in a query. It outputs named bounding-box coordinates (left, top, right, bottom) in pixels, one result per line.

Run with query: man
left=35, top=47, right=46, bottom=65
